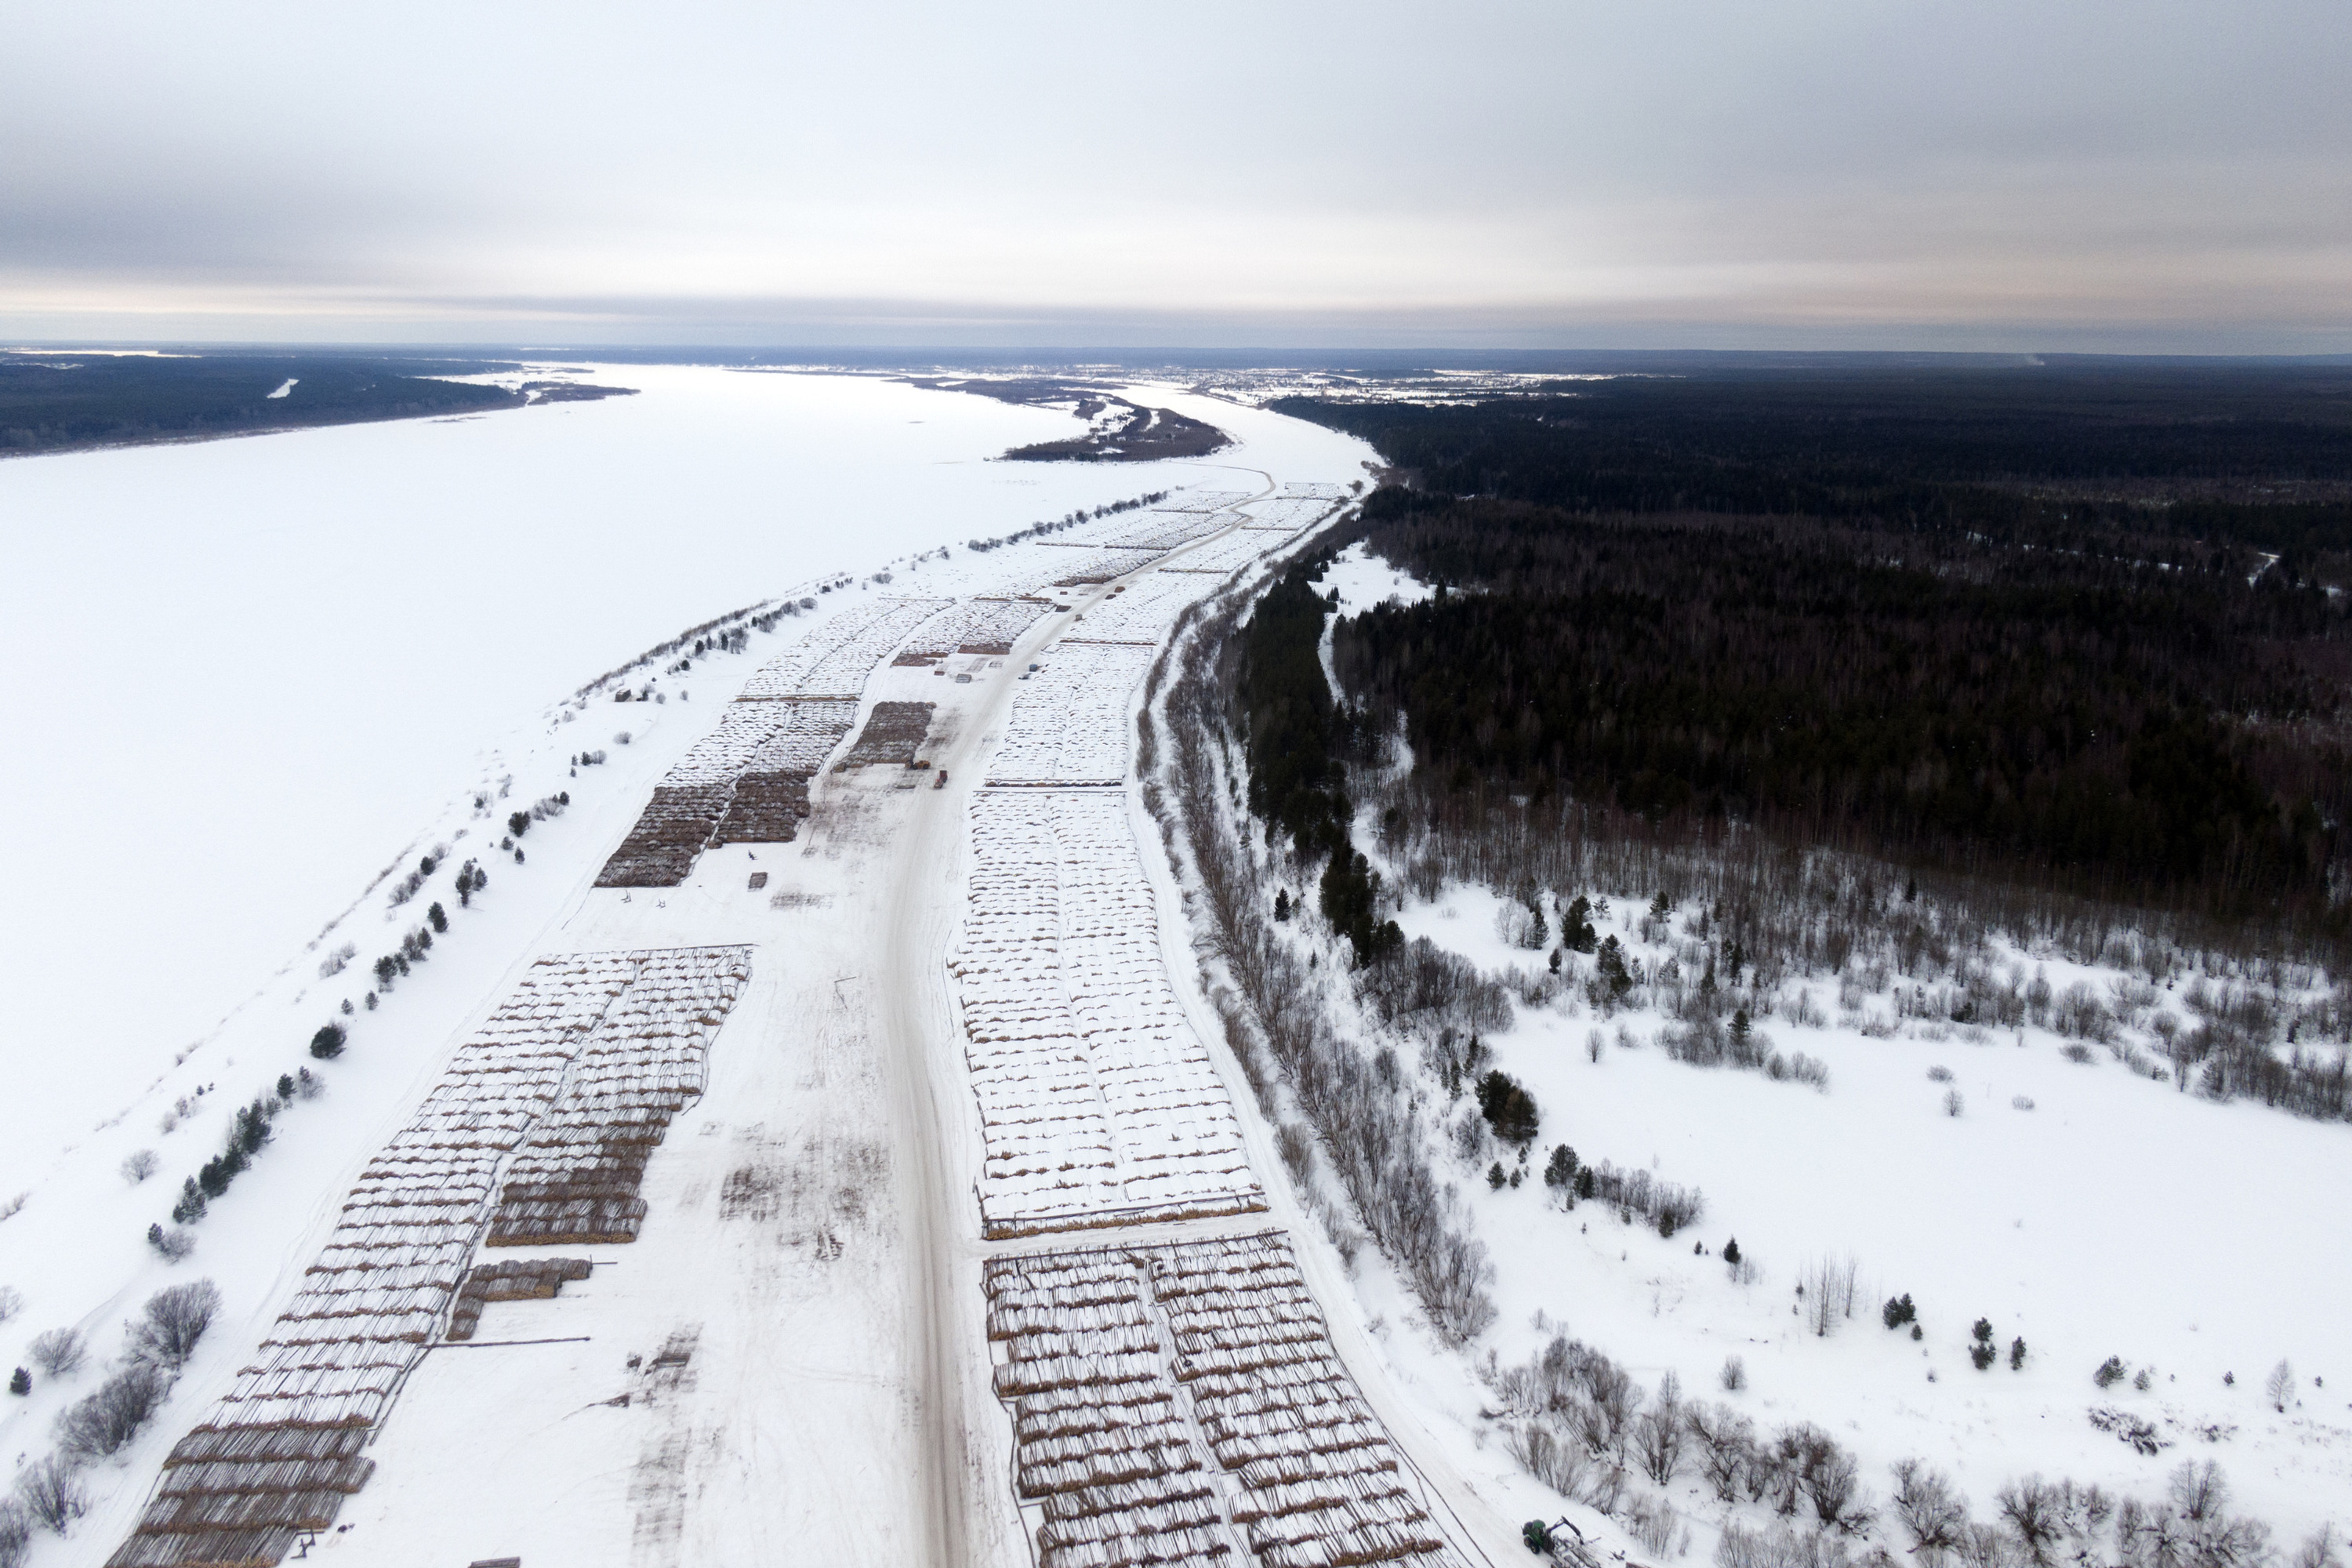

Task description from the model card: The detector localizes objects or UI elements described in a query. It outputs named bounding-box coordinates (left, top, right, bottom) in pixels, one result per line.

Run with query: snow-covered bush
left=0, top=1498, right=27, bottom=1568
left=317, top=940, right=356, bottom=978
left=130, top=1280, right=220, bottom=1369
left=145, top=1224, right=196, bottom=1262
left=118, top=1149, right=158, bottom=1185
left=13, top=1455, right=83, bottom=1534
left=56, top=1362, right=169, bottom=1458
left=27, top=1328, right=83, bottom=1377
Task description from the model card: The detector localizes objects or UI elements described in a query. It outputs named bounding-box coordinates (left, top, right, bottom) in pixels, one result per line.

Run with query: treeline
left=1277, top=373, right=2352, bottom=942
left=1240, top=555, right=1399, bottom=963
left=1273, top=364, right=2352, bottom=572
left=0, top=352, right=523, bottom=456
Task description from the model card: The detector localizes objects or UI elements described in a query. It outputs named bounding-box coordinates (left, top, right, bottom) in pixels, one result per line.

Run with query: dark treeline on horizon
left=1284, top=368, right=2352, bottom=942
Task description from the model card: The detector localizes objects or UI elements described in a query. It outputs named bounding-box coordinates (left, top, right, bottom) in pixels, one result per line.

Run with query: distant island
left=903, top=375, right=1230, bottom=460
left=0, top=350, right=636, bottom=459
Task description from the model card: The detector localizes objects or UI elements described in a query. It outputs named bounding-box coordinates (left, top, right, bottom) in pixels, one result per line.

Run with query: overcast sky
left=5, top=1, right=2348, bottom=350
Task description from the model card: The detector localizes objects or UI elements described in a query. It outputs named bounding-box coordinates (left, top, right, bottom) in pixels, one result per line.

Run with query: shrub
left=56, top=1362, right=170, bottom=1458
left=119, top=1149, right=159, bottom=1185
left=1883, top=1294, right=1917, bottom=1330
left=145, top=1224, right=196, bottom=1262
left=1475, top=1070, right=1541, bottom=1147
left=0, top=1499, right=29, bottom=1568
left=1723, top=1237, right=1742, bottom=1268
left=296, top=1068, right=324, bottom=1100
left=27, top=1328, right=84, bottom=1377
left=131, top=1281, right=221, bottom=1368
left=1721, top=1354, right=1747, bottom=1392
left=1943, top=1088, right=1965, bottom=1117
left=507, top=810, right=531, bottom=838
left=310, top=1022, right=347, bottom=1060
left=14, top=1455, right=83, bottom=1534
left=1971, top=1342, right=1998, bottom=1371
left=1926, top=1065, right=1954, bottom=1083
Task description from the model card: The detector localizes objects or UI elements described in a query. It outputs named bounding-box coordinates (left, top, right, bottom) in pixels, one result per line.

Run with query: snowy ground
left=1202, top=545, right=2352, bottom=1556
left=0, top=381, right=1454, bottom=1568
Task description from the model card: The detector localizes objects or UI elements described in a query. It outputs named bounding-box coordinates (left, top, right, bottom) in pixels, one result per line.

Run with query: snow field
left=985, top=643, right=1162, bottom=786
left=109, top=946, right=750, bottom=1568
left=953, top=791, right=1263, bottom=1236
left=984, top=1232, right=1465, bottom=1568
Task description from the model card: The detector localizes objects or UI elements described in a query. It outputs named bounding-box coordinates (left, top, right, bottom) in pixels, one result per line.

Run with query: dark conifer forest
left=1279, top=365, right=2352, bottom=940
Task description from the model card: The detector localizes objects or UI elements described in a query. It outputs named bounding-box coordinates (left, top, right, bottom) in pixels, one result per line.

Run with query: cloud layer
left=7, top=1, right=2348, bottom=348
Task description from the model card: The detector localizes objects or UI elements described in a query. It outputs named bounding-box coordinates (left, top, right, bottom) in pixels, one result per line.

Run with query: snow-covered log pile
left=1020, top=546, right=1167, bottom=590
left=985, top=643, right=1160, bottom=787
left=737, top=595, right=949, bottom=699
left=982, top=1234, right=1464, bottom=1568
left=1162, top=530, right=1283, bottom=575
left=1236, top=495, right=1338, bottom=535
left=442, top=1256, right=592, bottom=1340
left=953, top=788, right=1262, bottom=1237
left=893, top=596, right=1051, bottom=663
left=1062, top=572, right=1209, bottom=646
left=488, top=945, right=750, bottom=1245
left=110, top=946, right=752, bottom=1568
left=1094, top=511, right=1232, bottom=552
left=835, top=700, right=936, bottom=771
left=599, top=598, right=953, bottom=884
left=1160, top=490, right=1254, bottom=513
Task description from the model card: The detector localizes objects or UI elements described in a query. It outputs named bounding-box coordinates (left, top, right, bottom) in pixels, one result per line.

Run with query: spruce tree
left=8, top=1367, right=27, bottom=1396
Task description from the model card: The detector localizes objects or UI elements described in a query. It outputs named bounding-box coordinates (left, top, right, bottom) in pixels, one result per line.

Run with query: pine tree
left=2009, top=1337, right=2027, bottom=1370
left=1723, top=1237, right=1741, bottom=1266
left=1730, top=1008, right=1751, bottom=1047
left=310, top=1022, right=347, bottom=1061
left=1273, top=889, right=1290, bottom=922
left=1544, top=1145, right=1579, bottom=1190
left=426, top=902, right=448, bottom=934
left=8, top=1367, right=27, bottom=1396
left=172, top=1178, right=207, bottom=1224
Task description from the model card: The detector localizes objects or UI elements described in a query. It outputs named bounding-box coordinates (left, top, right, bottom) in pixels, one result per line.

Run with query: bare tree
left=2292, top=1525, right=2344, bottom=1568
left=118, top=1150, right=159, bottom=1185
left=1996, top=1475, right=2068, bottom=1567
left=0, top=1500, right=27, bottom=1568
left=129, top=1280, right=220, bottom=1369
left=56, top=1363, right=170, bottom=1459
left=0, top=1287, right=20, bottom=1323
left=1686, top=1403, right=1755, bottom=1502
left=27, top=1328, right=84, bottom=1378
left=2264, top=1359, right=2294, bottom=1413
left=1634, top=1373, right=1686, bottom=1484
left=13, top=1455, right=84, bottom=1534
left=1893, top=1459, right=1972, bottom=1560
